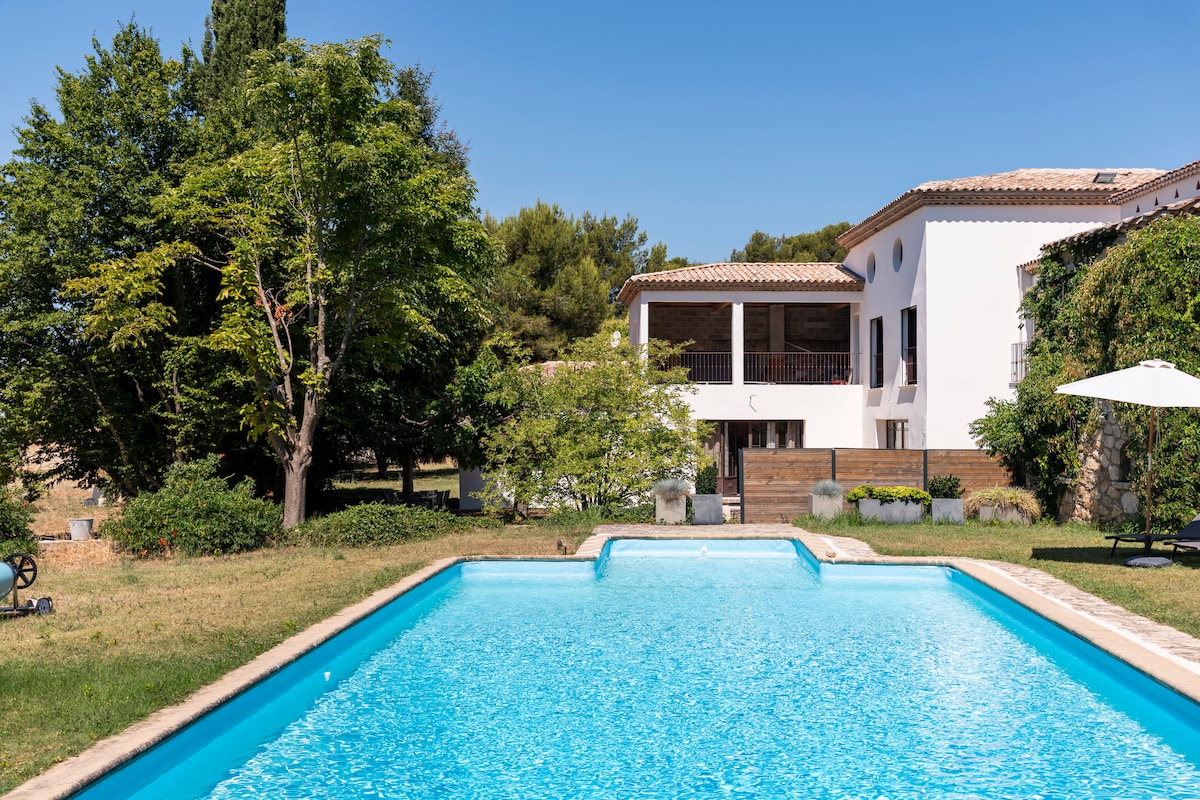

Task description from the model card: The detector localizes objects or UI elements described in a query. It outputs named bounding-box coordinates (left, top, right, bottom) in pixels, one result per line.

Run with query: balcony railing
left=745, top=352, right=858, bottom=385
left=1011, top=341, right=1028, bottom=384
left=667, top=352, right=732, bottom=383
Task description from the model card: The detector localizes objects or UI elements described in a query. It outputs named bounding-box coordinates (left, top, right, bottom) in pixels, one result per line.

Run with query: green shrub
left=101, top=456, right=281, bottom=557
left=694, top=460, right=718, bottom=495
left=845, top=484, right=875, bottom=502
left=845, top=485, right=931, bottom=504
left=0, top=488, right=35, bottom=554
left=293, top=503, right=491, bottom=547
left=963, top=486, right=1042, bottom=521
left=926, top=475, right=962, bottom=499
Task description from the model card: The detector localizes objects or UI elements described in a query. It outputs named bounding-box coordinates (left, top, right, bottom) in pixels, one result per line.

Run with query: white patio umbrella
left=1056, top=359, right=1200, bottom=551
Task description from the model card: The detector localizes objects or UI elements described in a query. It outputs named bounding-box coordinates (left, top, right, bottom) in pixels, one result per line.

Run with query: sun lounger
left=1104, top=533, right=1176, bottom=557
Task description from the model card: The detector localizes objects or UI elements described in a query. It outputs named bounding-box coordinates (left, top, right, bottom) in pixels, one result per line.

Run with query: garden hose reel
left=1, top=552, right=53, bottom=616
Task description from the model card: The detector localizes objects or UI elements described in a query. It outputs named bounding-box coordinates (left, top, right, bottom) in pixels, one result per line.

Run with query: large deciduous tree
left=480, top=333, right=705, bottom=514
left=110, top=37, right=498, bottom=527
left=0, top=23, right=247, bottom=495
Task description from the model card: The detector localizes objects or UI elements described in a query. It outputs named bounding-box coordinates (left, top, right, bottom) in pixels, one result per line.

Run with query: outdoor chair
left=1104, top=532, right=1177, bottom=557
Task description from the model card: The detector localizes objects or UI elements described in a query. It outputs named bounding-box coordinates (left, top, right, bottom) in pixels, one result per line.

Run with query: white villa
left=616, top=159, right=1200, bottom=496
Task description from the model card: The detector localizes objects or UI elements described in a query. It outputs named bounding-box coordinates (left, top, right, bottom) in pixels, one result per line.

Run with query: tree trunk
left=282, top=461, right=309, bottom=529
left=374, top=449, right=388, bottom=480
left=402, top=451, right=416, bottom=494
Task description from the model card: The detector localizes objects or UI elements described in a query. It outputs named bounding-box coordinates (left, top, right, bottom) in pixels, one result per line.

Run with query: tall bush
left=0, top=488, right=35, bottom=554
left=101, top=455, right=280, bottom=556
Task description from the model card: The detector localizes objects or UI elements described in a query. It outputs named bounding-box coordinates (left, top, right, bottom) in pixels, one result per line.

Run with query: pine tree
left=200, top=0, right=286, bottom=105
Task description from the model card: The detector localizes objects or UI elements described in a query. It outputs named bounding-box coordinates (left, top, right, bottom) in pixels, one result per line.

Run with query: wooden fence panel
left=926, top=450, right=1011, bottom=493
left=834, top=449, right=925, bottom=489
left=739, top=447, right=1013, bottom=523
left=741, top=449, right=833, bottom=523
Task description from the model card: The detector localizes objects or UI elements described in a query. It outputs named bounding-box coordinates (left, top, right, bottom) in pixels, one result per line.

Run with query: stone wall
left=1058, top=401, right=1140, bottom=525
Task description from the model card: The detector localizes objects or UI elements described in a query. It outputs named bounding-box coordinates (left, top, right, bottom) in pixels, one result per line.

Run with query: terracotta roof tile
left=617, top=262, right=863, bottom=305
left=839, top=168, right=1166, bottom=249
left=1108, top=159, right=1200, bottom=204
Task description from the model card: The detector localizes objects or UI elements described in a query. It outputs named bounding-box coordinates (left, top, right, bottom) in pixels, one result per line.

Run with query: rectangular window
left=885, top=419, right=908, bottom=450
left=901, top=306, right=917, bottom=385
left=869, top=316, right=883, bottom=388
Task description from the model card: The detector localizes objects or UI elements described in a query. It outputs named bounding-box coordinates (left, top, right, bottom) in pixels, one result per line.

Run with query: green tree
left=200, top=0, right=287, bottom=105
left=487, top=202, right=675, bottom=359
left=0, top=24, right=258, bottom=496
left=480, top=333, right=705, bottom=515
left=730, top=222, right=852, bottom=262
left=118, top=37, right=497, bottom=527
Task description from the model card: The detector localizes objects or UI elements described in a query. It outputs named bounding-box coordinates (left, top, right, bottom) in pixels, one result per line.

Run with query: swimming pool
left=70, top=539, right=1200, bottom=798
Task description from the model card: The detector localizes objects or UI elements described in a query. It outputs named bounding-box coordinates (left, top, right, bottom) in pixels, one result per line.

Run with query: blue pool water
left=75, top=539, right=1200, bottom=799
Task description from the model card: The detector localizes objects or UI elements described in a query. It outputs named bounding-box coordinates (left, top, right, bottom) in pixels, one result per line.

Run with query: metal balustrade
left=666, top=351, right=860, bottom=385
left=667, top=352, right=733, bottom=383
left=745, top=352, right=859, bottom=385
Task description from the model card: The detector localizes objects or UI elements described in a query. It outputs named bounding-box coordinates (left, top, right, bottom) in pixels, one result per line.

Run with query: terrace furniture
left=1169, top=540, right=1200, bottom=556
left=1104, top=533, right=1177, bottom=557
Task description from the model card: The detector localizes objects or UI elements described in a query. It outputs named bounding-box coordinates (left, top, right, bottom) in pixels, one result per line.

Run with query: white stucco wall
left=843, top=210, right=929, bottom=447
left=921, top=205, right=1123, bottom=448
left=684, top=383, right=865, bottom=447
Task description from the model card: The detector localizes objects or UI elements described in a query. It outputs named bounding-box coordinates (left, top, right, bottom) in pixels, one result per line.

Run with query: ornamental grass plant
left=963, top=486, right=1042, bottom=521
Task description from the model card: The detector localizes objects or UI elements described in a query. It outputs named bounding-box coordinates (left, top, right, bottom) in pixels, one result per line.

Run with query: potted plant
left=809, top=479, right=844, bottom=520
left=691, top=460, right=723, bottom=525
left=847, top=485, right=931, bottom=523
left=964, top=486, right=1041, bottom=525
left=847, top=484, right=880, bottom=520
left=652, top=478, right=690, bottom=524
left=927, top=475, right=964, bottom=524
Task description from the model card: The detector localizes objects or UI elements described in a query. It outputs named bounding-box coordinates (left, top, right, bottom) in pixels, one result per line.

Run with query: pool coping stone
left=8, top=523, right=1200, bottom=799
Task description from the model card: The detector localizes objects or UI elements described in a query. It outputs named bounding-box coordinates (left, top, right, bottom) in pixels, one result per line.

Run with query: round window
left=892, top=237, right=903, bottom=272
left=866, top=252, right=876, bottom=283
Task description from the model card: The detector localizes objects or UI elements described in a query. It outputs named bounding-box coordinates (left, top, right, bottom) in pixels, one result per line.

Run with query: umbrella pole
left=1145, top=408, right=1155, bottom=554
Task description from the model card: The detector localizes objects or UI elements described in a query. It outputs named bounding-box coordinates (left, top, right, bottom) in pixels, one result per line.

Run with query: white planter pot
left=655, top=496, right=686, bottom=524
left=810, top=494, right=843, bottom=520
left=69, top=517, right=94, bottom=540
left=932, top=498, right=964, bottom=524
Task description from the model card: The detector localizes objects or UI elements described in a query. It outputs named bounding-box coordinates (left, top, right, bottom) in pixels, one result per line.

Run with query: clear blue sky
left=1, top=0, right=1197, bottom=263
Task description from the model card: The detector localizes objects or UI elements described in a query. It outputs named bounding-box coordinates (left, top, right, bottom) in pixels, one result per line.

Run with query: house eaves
left=838, top=168, right=1165, bottom=250
left=616, top=262, right=864, bottom=307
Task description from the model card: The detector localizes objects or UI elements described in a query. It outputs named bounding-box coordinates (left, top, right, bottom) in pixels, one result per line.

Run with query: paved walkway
left=586, top=523, right=1200, bottom=699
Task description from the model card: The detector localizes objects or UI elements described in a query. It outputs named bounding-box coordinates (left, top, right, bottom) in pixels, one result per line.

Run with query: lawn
left=796, top=515, right=1200, bottom=639
left=0, top=520, right=595, bottom=794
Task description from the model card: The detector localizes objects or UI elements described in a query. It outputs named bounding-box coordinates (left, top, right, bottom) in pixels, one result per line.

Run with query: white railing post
left=731, top=301, right=744, bottom=385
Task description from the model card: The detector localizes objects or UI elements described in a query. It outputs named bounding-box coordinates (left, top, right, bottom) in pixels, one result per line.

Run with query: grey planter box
left=859, top=499, right=922, bottom=523
left=858, top=499, right=882, bottom=521
left=810, top=494, right=843, bottom=520
left=655, top=496, right=686, bottom=524
left=978, top=506, right=1031, bottom=525
left=878, top=500, right=923, bottom=524
left=932, top=498, right=964, bottom=524
left=691, top=494, right=723, bottom=525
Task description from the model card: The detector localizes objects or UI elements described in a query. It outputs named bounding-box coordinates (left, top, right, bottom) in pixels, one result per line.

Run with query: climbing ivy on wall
left=971, top=214, right=1200, bottom=529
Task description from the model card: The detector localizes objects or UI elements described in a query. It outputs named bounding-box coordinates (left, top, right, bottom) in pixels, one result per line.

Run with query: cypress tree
left=200, top=0, right=286, bottom=105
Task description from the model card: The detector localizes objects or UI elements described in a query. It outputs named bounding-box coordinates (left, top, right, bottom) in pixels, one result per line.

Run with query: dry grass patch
left=0, top=525, right=583, bottom=793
